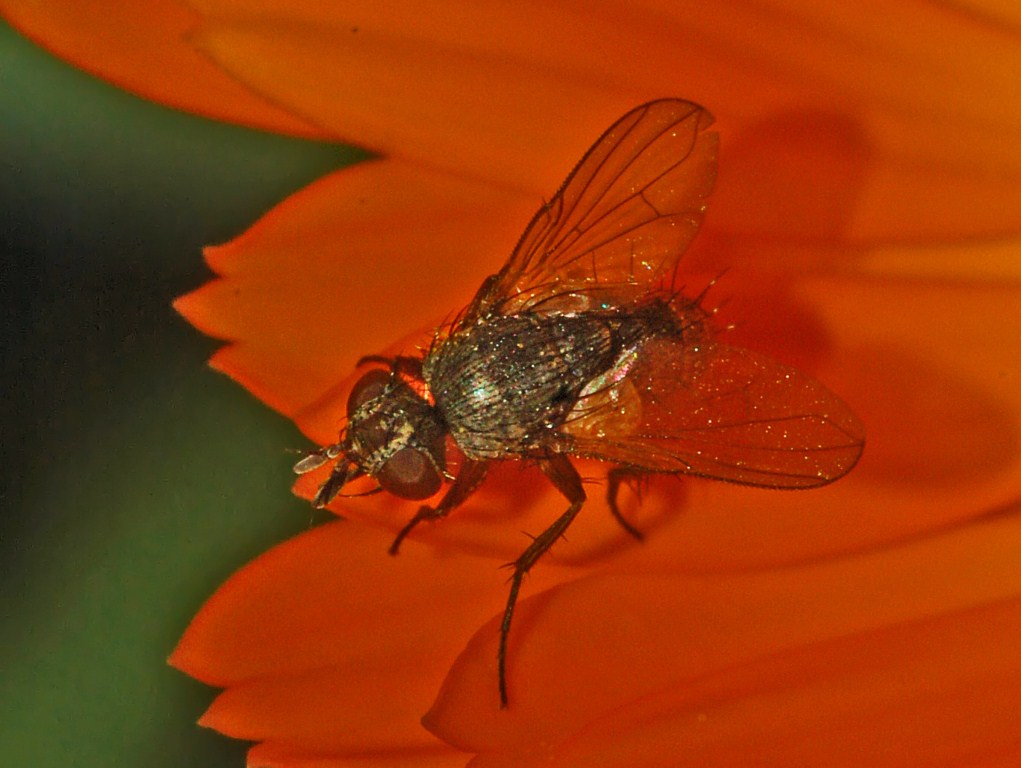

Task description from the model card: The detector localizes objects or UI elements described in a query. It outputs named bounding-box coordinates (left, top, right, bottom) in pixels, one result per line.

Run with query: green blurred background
left=1, top=21, right=361, bottom=766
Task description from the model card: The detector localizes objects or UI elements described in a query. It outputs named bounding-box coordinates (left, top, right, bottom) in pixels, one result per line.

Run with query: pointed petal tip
left=172, top=280, right=235, bottom=341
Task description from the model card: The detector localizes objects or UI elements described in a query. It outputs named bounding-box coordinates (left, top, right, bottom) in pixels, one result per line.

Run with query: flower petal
left=199, top=668, right=463, bottom=759
left=170, top=521, right=570, bottom=754
left=425, top=509, right=1021, bottom=763
left=0, top=0, right=320, bottom=137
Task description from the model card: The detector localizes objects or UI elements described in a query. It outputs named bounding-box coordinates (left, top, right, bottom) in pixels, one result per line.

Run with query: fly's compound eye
left=347, top=369, right=392, bottom=415
left=378, top=447, right=442, bottom=499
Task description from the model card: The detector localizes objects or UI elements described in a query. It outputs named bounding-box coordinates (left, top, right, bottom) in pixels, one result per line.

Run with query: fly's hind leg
left=498, top=452, right=587, bottom=708
left=606, top=467, right=646, bottom=541
left=388, top=459, right=489, bottom=555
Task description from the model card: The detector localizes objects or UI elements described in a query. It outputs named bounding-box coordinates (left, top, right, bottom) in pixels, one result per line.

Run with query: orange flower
left=6, top=1, right=1021, bottom=765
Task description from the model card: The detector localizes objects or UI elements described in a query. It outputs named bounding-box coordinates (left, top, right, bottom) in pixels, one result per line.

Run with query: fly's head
left=295, top=368, right=447, bottom=507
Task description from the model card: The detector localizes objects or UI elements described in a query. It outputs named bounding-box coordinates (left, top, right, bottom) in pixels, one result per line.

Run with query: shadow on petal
left=710, top=109, right=871, bottom=247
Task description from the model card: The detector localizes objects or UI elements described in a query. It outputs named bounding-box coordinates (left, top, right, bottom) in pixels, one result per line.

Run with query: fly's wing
left=561, top=339, right=865, bottom=488
left=467, top=99, right=718, bottom=321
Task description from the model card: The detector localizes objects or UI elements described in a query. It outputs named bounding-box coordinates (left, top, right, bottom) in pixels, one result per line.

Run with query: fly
left=295, top=99, right=865, bottom=707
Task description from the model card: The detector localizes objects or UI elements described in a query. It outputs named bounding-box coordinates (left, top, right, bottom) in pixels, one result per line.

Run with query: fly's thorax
left=344, top=368, right=446, bottom=500
left=423, top=312, right=640, bottom=458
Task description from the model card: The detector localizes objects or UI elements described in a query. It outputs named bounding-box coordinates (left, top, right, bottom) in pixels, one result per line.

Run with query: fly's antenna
left=292, top=442, right=344, bottom=475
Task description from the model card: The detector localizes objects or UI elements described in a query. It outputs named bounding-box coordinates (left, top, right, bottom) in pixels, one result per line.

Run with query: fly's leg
left=498, top=453, right=586, bottom=707
left=606, top=467, right=646, bottom=541
left=356, top=354, right=392, bottom=367
left=312, top=470, right=346, bottom=509
left=310, top=461, right=363, bottom=508
left=356, top=354, right=424, bottom=380
left=388, top=459, right=489, bottom=555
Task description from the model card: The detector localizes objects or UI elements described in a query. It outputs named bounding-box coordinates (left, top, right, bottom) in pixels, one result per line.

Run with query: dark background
left=1, top=20, right=360, bottom=766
